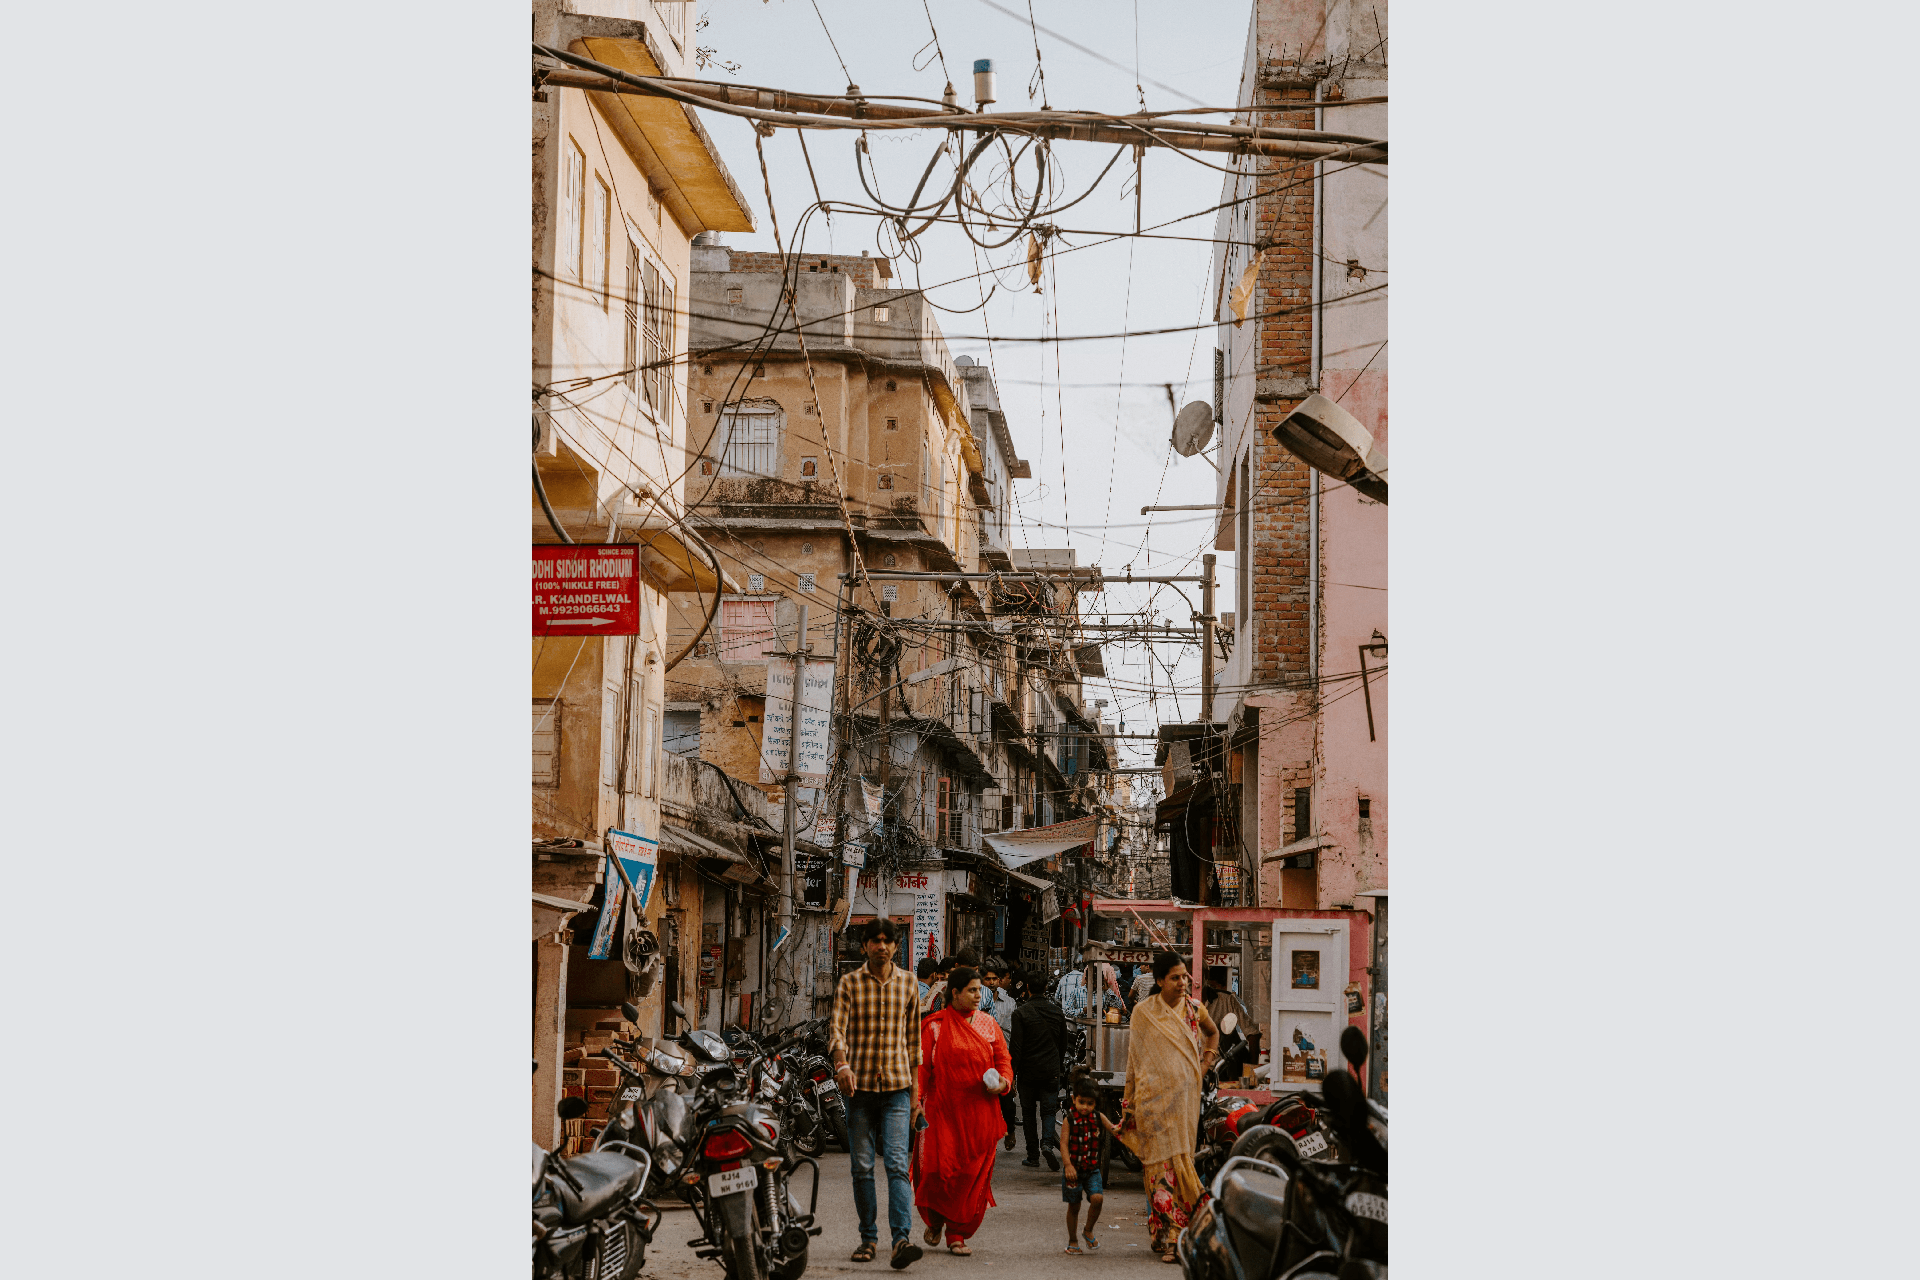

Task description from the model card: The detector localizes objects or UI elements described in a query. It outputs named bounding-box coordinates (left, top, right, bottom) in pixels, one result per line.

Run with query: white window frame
left=717, top=403, right=780, bottom=479
left=533, top=698, right=562, bottom=786
left=592, top=175, right=611, bottom=307
left=562, top=140, right=586, bottom=284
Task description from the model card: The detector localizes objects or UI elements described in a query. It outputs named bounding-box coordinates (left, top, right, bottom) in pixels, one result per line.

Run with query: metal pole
left=781, top=603, right=808, bottom=944
left=1200, top=553, right=1217, bottom=723
left=1357, top=645, right=1376, bottom=742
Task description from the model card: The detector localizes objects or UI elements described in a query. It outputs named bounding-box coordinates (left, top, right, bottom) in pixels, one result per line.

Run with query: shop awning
left=633, top=522, right=737, bottom=595
left=660, top=824, right=742, bottom=863
left=1155, top=783, right=1203, bottom=825
left=1002, top=866, right=1053, bottom=892
left=532, top=891, right=594, bottom=941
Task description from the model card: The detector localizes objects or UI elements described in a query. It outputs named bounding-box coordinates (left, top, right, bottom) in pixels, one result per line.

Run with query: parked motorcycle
left=1176, top=1033, right=1386, bottom=1280
left=1192, top=1014, right=1266, bottom=1184
left=534, top=1070, right=661, bottom=1280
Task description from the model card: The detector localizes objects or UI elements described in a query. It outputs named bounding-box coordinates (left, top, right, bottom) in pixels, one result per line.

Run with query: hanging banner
left=860, top=776, right=884, bottom=818
left=532, top=545, right=640, bottom=636
left=607, top=829, right=659, bottom=912
left=982, top=815, right=1098, bottom=868
left=1039, top=886, right=1060, bottom=924
left=760, top=658, right=836, bottom=784
left=587, top=855, right=625, bottom=959
left=842, top=841, right=868, bottom=868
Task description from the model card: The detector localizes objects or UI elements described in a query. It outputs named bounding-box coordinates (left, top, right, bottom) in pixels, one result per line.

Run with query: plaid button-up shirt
left=831, top=961, right=922, bottom=1093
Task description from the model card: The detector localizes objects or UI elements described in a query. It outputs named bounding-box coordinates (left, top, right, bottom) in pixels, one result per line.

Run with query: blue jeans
left=847, top=1088, right=914, bottom=1245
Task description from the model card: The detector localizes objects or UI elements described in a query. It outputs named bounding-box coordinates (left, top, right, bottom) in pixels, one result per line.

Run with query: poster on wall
left=1291, top=950, right=1321, bottom=989
left=607, top=829, right=659, bottom=912
left=1279, top=1017, right=1330, bottom=1082
left=798, top=854, right=830, bottom=908
left=913, top=885, right=944, bottom=961
left=586, top=855, right=625, bottom=959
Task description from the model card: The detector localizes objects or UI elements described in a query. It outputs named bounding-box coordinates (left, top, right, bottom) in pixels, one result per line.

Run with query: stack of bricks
left=719, top=250, right=888, bottom=288
left=561, top=1006, right=642, bottom=1147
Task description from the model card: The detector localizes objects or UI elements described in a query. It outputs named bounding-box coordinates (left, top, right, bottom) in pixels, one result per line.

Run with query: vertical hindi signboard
left=532, top=545, right=641, bottom=636
left=759, top=658, right=836, bottom=785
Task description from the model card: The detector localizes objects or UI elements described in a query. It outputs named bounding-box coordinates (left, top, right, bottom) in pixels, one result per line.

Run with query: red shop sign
left=532, top=545, right=640, bottom=636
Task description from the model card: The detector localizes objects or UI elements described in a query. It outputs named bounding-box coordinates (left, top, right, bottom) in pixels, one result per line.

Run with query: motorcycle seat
left=556, top=1150, right=645, bottom=1225
left=1220, top=1168, right=1290, bottom=1256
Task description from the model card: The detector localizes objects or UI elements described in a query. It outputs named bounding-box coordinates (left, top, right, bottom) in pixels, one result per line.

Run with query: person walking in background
left=1057, top=1073, right=1113, bottom=1254
left=916, top=957, right=936, bottom=1010
left=922, top=954, right=956, bottom=1017
left=913, top=966, right=1014, bottom=1257
left=830, top=918, right=925, bottom=1269
left=1127, top=964, right=1157, bottom=1013
left=981, top=958, right=1019, bottom=1150
left=1009, top=972, right=1068, bottom=1170
left=1202, top=967, right=1250, bottom=1038
left=1114, top=950, right=1219, bottom=1263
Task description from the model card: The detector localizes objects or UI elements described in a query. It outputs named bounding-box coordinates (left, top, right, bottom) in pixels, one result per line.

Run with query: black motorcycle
left=1176, top=1037, right=1386, bottom=1280
left=534, top=1071, right=661, bottom=1280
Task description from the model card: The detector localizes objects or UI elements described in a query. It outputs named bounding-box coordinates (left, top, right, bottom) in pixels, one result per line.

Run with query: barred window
left=718, top=408, right=778, bottom=478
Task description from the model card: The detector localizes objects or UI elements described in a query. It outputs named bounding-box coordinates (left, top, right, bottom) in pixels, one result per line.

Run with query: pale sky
left=697, top=0, right=1261, bottom=768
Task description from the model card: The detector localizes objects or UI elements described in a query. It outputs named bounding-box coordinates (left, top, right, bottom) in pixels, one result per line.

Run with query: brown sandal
left=851, top=1242, right=878, bottom=1263
left=949, top=1242, right=972, bottom=1256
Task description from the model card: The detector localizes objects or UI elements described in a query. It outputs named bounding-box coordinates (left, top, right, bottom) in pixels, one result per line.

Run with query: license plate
left=619, top=1086, right=643, bottom=1101
left=814, top=1080, right=838, bottom=1096
left=1295, top=1131, right=1329, bottom=1158
left=1344, top=1191, right=1388, bottom=1224
left=709, top=1165, right=758, bottom=1197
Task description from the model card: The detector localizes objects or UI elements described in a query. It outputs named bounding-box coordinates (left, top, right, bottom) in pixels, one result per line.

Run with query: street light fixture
left=1272, top=393, right=1388, bottom=503
left=1358, top=630, right=1388, bottom=742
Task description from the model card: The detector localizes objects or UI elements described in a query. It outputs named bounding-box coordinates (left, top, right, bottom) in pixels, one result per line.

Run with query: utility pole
left=1200, top=553, right=1217, bottom=723
left=779, top=602, right=809, bottom=950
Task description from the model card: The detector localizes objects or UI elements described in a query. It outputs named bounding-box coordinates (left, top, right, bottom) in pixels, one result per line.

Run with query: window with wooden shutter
left=642, top=259, right=663, bottom=414
left=658, top=277, right=675, bottom=428
left=563, top=142, right=586, bottom=283
left=624, top=239, right=641, bottom=395
left=593, top=176, right=611, bottom=306
left=533, top=699, right=561, bottom=786
left=718, top=598, right=779, bottom=662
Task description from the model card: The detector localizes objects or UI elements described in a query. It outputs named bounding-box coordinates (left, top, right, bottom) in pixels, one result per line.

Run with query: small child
left=1058, top=1072, right=1115, bottom=1254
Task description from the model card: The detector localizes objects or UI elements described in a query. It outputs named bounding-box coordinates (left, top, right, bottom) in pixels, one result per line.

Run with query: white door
left=1268, top=922, right=1349, bottom=1092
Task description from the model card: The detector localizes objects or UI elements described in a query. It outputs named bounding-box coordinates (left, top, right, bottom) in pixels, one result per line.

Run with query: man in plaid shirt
left=830, top=917, right=924, bottom=1269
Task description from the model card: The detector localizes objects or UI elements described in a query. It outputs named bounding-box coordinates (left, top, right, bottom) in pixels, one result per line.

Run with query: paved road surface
left=643, top=1143, right=1180, bottom=1280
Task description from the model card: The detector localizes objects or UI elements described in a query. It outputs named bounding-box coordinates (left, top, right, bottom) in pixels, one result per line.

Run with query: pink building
left=1156, top=0, right=1386, bottom=1101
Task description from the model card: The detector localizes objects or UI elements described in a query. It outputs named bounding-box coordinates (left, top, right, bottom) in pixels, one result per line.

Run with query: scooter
left=534, top=1063, right=661, bottom=1280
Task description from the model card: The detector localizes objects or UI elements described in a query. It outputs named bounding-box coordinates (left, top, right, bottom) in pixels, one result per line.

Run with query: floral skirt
left=1143, top=1153, right=1204, bottom=1249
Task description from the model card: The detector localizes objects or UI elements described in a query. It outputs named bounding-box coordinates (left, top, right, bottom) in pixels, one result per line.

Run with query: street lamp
left=1271, top=393, right=1388, bottom=503
left=1357, top=631, right=1387, bottom=742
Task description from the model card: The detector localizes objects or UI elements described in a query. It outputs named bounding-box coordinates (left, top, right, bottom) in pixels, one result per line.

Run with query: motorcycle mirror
left=621, top=1001, right=643, bottom=1024
left=1340, top=1024, right=1368, bottom=1070
left=670, top=1000, right=689, bottom=1027
left=1219, top=1012, right=1238, bottom=1036
left=557, top=1096, right=589, bottom=1121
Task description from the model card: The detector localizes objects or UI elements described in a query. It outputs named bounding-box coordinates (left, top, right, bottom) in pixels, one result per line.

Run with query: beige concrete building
left=530, top=1, right=758, bottom=1147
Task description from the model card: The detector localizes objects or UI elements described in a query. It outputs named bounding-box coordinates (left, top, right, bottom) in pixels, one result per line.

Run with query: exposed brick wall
left=720, top=250, right=888, bottom=289
left=1246, top=83, right=1320, bottom=687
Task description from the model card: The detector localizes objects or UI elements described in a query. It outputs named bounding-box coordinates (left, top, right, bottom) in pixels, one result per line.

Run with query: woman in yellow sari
left=1115, top=951, right=1219, bottom=1262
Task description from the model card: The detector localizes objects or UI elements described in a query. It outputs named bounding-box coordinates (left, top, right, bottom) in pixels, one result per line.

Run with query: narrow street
left=644, top=1147, right=1175, bottom=1280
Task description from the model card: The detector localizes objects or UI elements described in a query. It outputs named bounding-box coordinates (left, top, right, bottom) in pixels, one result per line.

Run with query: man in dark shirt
left=1008, top=980, right=1069, bottom=1169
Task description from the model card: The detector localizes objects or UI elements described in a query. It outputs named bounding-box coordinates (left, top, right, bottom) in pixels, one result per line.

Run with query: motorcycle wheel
left=718, top=1195, right=768, bottom=1280
left=825, top=1111, right=849, bottom=1153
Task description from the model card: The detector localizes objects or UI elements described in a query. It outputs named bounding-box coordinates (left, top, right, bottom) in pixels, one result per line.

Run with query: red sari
left=914, top=1007, right=1014, bottom=1243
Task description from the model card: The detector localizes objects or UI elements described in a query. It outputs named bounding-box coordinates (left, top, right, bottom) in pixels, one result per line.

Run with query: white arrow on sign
left=547, top=617, right=616, bottom=626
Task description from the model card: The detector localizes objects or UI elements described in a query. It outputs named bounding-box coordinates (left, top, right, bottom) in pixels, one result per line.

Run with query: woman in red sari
left=914, top=966, right=1015, bottom=1256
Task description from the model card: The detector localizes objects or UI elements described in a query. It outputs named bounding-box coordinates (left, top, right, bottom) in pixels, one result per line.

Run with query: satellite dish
left=1272, top=393, right=1388, bottom=504
left=1171, top=401, right=1216, bottom=457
